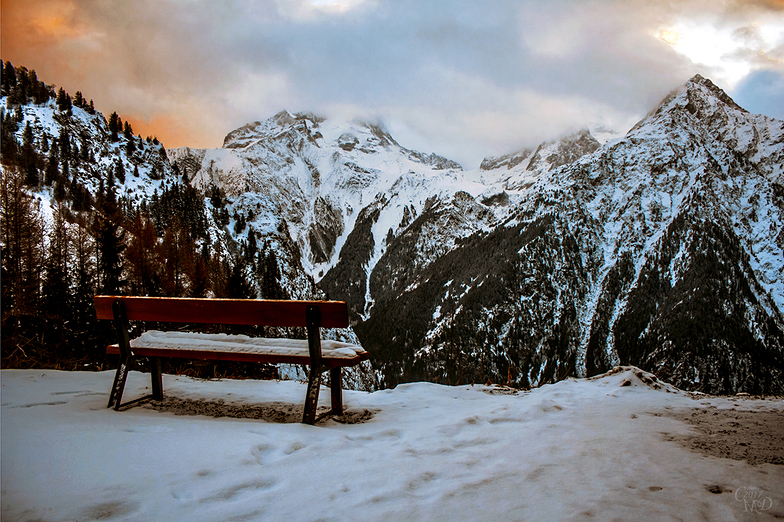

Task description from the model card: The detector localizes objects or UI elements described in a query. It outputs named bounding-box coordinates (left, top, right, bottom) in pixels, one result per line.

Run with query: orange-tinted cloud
left=1, top=0, right=227, bottom=149
left=1, top=0, right=85, bottom=68
left=123, top=114, right=216, bottom=150
left=745, top=0, right=784, bottom=10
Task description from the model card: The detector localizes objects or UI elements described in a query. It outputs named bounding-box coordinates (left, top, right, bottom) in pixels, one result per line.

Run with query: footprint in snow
left=199, top=478, right=278, bottom=503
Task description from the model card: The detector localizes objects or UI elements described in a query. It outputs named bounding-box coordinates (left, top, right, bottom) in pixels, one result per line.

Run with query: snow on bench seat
left=107, top=330, right=368, bottom=367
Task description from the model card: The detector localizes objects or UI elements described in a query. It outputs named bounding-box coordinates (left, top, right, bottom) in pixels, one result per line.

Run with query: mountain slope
left=332, top=75, right=784, bottom=393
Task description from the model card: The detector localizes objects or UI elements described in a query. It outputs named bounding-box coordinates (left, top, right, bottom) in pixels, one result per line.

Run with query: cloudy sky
left=2, top=0, right=783, bottom=168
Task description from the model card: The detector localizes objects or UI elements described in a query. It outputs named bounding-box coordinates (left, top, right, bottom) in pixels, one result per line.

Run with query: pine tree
left=44, top=145, right=59, bottom=186
left=21, top=122, right=39, bottom=187
left=226, top=257, right=254, bottom=299
left=106, top=162, right=115, bottom=189
left=247, top=228, right=257, bottom=260
left=114, top=160, right=126, bottom=184
left=8, top=66, right=29, bottom=106
left=25, top=163, right=39, bottom=189
left=189, top=250, right=210, bottom=297
left=55, top=160, right=69, bottom=201
left=69, top=212, right=102, bottom=361
left=123, top=120, right=133, bottom=140
left=0, top=111, right=20, bottom=166
left=56, top=87, right=71, bottom=112
left=28, top=69, right=47, bottom=105
left=92, top=183, right=125, bottom=294
left=0, top=166, right=47, bottom=366
left=126, top=212, right=160, bottom=295
left=108, top=112, right=120, bottom=141
left=42, top=203, right=71, bottom=320
left=208, top=249, right=229, bottom=298
left=59, top=127, right=71, bottom=161
left=1, top=166, right=45, bottom=320
left=71, top=182, right=92, bottom=212
left=80, top=138, right=90, bottom=162
left=259, top=249, right=286, bottom=299
left=157, top=217, right=196, bottom=297
left=1, top=61, right=17, bottom=94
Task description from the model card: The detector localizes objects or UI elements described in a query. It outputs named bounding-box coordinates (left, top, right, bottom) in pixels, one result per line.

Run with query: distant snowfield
left=2, top=367, right=782, bottom=521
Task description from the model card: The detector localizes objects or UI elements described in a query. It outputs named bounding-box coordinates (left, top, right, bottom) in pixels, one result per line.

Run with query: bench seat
left=107, top=330, right=368, bottom=367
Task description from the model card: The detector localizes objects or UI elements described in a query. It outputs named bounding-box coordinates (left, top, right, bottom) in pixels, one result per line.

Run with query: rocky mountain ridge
left=173, top=75, right=783, bottom=393
left=167, top=110, right=484, bottom=282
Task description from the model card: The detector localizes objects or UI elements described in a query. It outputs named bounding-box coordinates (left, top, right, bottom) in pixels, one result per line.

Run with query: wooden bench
left=94, top=296, right=369, bottom=424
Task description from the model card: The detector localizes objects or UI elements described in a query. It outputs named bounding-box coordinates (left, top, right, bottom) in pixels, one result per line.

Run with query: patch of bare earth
left=662, top=405, right=784, bottom=466
left=142, top=397, right=375, bottom=424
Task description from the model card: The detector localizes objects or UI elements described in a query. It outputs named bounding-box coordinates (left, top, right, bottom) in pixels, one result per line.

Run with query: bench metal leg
left=108, top=355, right=130, bottom=410
left=303, top=365, right=322, bottom=425
left=330, top=367, right=343, bottom=415
left=151, top=357, right=163, bottom=400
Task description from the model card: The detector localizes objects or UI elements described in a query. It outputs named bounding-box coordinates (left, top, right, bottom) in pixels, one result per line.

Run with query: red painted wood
left=94, top=296, right=349, bottom=328
left=105, top=344, right=369, bottom=367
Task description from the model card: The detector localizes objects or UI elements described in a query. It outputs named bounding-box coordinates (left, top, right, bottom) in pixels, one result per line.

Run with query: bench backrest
left=93, top=296, right=350, bottom=328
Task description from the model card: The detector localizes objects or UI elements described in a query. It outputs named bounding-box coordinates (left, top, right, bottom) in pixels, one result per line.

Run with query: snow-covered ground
left=2, top=367, right=782, bottom=521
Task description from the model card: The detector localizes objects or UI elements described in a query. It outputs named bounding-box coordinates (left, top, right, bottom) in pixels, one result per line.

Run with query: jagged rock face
left=353, top=207, right=596, bottom=388
left=527, top=129, right=601, bottom=173
left=320, top=189, right=499, bottom=324
left=480, top=147, right=533, bottom=171
left=479, top=129, right=601, bottom=190
left=308, top=196, right=344, bottom=264
left=367, top=192, right=495, bottom=314
left=167, top=147, right=205, bottom=182
left=319, top=201, right=381, bottom=319
left=168, top=111, right=468, bottom=275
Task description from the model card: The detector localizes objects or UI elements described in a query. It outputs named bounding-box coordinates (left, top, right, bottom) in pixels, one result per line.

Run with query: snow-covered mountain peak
left=640, top=74, right=743, bottom=124
left=627, top=74, right=784, bottom=184
left=680, top=74, right=746, bottom=114
left=636, top=75, right=760, bottom=138
left=221, top=111, right=322, bottom=150
left=219, top=111, right=463, bottom=173
left=479, top=128, right=601, bottom=189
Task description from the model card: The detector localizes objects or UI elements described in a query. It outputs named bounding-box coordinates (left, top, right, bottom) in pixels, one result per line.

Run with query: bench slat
left=106, top=344, right=368, bottom=367
left=94, top=296, right=350, bottom=328
left=106, top=330, right=367, bottom=368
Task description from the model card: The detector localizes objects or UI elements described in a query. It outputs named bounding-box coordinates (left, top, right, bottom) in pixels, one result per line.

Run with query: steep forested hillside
left=0, top=62, right=348, bottom=384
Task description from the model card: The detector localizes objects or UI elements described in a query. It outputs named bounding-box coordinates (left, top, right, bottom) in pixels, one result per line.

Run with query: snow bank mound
left=588, top=365, right=682, bottom=393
